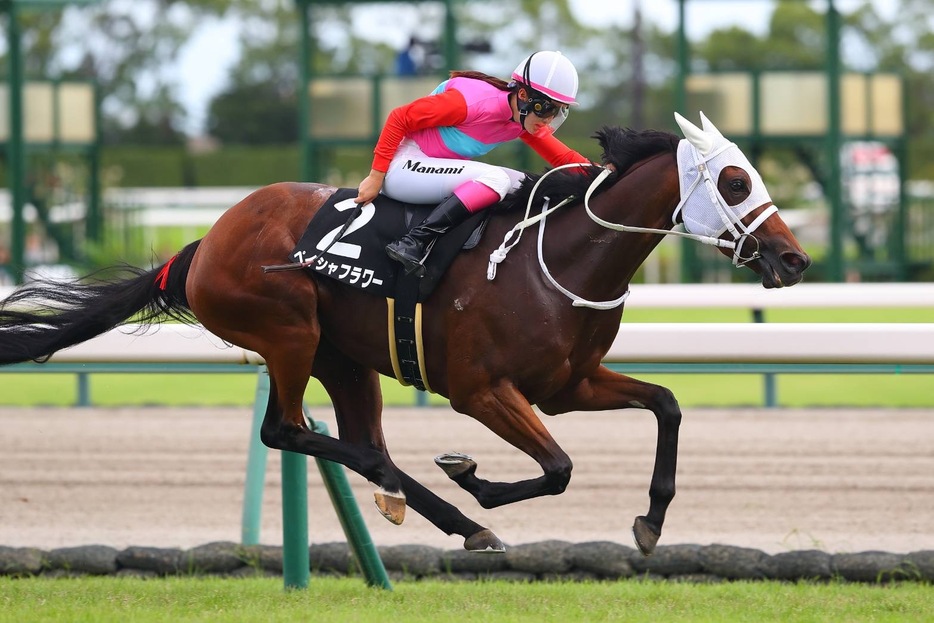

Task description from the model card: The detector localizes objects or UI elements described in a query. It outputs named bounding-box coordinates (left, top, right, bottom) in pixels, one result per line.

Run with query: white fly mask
left=486, top=112, right=785, bottom=308
left=673, top=112, right=779, bottom=265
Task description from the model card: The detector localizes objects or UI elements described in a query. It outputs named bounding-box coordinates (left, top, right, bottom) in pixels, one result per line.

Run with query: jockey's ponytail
left=448, top=70, right=511, bottom=92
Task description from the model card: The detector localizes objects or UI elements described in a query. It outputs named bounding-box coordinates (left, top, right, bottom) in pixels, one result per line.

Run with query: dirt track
left=1, top=406, right=932, bottom=554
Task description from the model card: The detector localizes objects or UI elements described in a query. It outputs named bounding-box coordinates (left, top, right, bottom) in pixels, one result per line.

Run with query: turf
left=1, top=576, right=932, bottom=623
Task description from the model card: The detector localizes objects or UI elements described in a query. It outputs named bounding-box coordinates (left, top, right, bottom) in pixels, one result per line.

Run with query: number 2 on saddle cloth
left=275, top=187, right=489, bottom=390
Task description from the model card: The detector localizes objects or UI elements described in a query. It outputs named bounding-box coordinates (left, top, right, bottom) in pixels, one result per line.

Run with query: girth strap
left=386, top=273, right=432, bottom=392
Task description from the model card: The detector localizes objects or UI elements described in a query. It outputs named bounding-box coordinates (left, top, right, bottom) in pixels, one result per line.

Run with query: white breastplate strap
left=486, top=164, right=630, bottom=310
left=536, top=197, right=632, bottom=309
left=487, top=163, right=587, bottom=282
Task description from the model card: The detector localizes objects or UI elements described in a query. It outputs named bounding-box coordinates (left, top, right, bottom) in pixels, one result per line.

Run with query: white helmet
left=510, top=50, right=579, bottom=105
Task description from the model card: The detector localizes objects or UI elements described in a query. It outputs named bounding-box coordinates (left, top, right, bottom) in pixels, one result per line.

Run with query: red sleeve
left=520, top=130, right=589, bottom=168
left=371, top=89, right=468, bottom=171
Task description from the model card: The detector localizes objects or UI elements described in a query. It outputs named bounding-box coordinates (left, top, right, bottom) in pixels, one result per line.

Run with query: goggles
left=520, top=92, right=570, bottom=130
left=528, top=96, right=567, bottom=119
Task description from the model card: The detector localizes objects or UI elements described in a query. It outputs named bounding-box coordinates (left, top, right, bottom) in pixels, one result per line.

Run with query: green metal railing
left=245, top=368, right=391, bottom=589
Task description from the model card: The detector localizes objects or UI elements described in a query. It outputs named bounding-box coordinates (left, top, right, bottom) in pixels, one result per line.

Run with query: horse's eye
left=730, top=179, right=747, bottom=193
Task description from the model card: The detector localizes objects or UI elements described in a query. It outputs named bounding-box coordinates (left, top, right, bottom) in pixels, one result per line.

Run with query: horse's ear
left=674, top=112, right=714, bottom=156
left=699, top=111, right=725, bottom=139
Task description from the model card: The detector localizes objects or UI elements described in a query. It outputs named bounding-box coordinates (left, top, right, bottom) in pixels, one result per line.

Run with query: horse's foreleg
left=313, top=341, right=503, bottom=552
left=537, top=365, right=682, bottom=556
left=440, top=381, right=574, bottom=510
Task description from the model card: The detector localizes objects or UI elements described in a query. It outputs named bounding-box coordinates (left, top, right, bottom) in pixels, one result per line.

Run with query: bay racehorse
left=0, top=113, right=809, bottom=555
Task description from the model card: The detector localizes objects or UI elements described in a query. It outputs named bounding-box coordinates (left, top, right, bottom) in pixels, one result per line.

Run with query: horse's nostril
left=782, top=252, right=811, bottom=274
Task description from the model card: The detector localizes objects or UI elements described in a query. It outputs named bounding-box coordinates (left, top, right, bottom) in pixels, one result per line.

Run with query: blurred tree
left=11, top=9, right=64, bottom=75
left=0, top=0, right=230, bottom=144
left=206, top=0, right=375, bottom=143
left=81, top=0, right=229, bottom=144
left=104, top=85, right=188, bottom=146
left=3, top=0, right=932, bottom=175
left=651, top=0, right=934, bottom=179
left=206, top=0, right=300, bottom=143
left=845, top=0, right=934, bottom=178
left=694, top=2, right=825, bottom=70
left=208, top=80, right=298, bottom=144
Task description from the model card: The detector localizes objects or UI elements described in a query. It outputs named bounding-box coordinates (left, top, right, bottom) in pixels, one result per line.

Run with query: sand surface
left=1, top=406, right=932, bottom=554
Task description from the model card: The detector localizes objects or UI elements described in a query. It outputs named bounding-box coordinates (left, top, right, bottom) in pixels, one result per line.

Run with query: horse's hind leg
left=309, top=339, right=404, bottom=525
left=257, top=334, right=404, bottom=501
left=312, top=339, right=503, bottom=552
left=392, top=471, right=503, bottom=552
left=184, top=219, right=403, bottom=516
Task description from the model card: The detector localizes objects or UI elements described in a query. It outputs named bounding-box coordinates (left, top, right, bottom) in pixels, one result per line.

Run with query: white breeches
left=381, top=140, right=525, bottom=207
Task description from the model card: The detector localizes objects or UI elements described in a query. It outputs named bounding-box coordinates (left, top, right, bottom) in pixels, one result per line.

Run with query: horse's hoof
left=373, top=489, right=406, bottom=525
left=632, top=516, right=660, bottom=556
left=434, top=452, right=477, bottom=479
left=464, top=529, right=505, bottom=553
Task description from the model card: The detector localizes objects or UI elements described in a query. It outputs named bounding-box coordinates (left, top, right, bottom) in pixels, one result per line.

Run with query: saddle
left=291, top=188, right=490, bottom=391
left=291, top=188, right=487, bottom=300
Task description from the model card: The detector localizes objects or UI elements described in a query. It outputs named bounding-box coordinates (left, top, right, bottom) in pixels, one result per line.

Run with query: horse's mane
left=498, top=127, right=679, bottom=212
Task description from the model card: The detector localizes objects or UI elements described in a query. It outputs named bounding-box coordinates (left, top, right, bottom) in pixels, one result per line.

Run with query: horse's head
left=674, top=112, right=810, bottom=288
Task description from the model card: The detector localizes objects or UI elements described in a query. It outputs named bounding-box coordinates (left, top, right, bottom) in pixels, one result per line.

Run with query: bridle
left=671, top=139, right=777, bottom=267
left=585, top=139, right=778, bottom=269
left=487, top=140, right=780, bottom=309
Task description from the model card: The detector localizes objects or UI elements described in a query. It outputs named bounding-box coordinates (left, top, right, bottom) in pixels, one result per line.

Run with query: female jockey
left=354, top=50, right=590, bottom=277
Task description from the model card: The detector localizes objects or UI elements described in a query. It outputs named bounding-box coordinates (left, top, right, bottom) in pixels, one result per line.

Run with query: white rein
left=486, top=151, right=778, bottom=310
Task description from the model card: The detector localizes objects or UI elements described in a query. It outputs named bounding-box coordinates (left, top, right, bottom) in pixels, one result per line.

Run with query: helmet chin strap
left=513, top=52, right=549, bottom=129
left=516, top=96, right=532, bottom=127
left=513, top=85, right=544, bottom=129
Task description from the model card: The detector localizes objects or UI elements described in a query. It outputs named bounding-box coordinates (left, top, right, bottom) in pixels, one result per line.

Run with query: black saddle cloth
left=291, top=188, right=488, bottom=299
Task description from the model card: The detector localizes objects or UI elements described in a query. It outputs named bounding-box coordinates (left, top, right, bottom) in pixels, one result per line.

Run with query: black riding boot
left=386, top=195, right=471, bottom=277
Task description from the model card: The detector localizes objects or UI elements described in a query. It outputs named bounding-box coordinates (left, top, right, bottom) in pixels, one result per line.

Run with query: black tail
left=0, top=240, right=202, bottom=365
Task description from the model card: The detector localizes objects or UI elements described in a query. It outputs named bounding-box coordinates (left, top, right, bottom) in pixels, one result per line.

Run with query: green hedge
left=102, top=145, right=303, bottom=187
left=98, top=140, right=605, bottom=188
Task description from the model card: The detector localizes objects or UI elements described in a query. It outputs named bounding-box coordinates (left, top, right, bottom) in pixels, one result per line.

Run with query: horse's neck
left=545, top=155, right=679, bottom=299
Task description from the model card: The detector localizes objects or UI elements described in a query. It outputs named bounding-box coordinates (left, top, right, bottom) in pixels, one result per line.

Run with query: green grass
left=1, top=576, right=931, bottom=623
left=0, top=371, right=931, bottom=408
left=0, top=307, right=930, bottom=408
left=0, top=373, right=425, bottom=408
